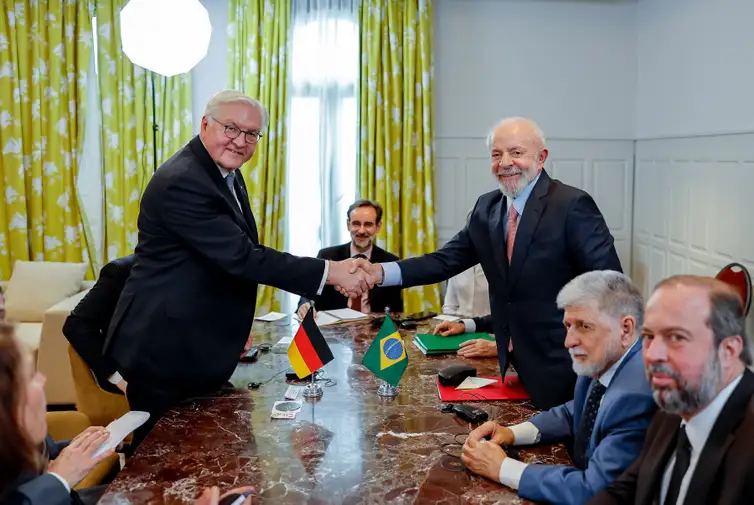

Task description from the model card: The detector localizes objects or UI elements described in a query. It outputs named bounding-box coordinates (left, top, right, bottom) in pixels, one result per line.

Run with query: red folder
left=437, top=375, right=530, bottom=402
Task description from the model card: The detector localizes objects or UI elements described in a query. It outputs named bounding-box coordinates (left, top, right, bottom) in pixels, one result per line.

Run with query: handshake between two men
left=300, top=257, right=384, bottom=318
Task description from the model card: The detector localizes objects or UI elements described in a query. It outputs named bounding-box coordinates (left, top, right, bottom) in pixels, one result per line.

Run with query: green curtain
left=95, top=0, right=193, bottom=264
left=0, top=0, right=95, bottom=279
left=228, top=0, right=290, bottom=314
left=358, top=0, right=440, bottom=313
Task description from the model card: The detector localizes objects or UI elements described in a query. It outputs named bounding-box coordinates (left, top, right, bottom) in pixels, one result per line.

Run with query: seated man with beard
left=587, top=275, right=754, bottom=505
left=462, top=271, right=656, bottom=505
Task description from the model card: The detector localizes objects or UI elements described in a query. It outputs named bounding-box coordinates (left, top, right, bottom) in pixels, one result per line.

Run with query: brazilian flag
left=362, top=317, right=408, bottom=387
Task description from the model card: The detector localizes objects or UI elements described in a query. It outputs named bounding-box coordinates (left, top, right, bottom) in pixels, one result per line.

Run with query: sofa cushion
left=14, top=322, right=43, bottom=351
left=5, top=261, right=87, bottom=322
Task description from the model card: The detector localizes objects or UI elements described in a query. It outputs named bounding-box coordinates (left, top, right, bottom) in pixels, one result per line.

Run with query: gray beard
left=649, top=351, right=724, bottom=415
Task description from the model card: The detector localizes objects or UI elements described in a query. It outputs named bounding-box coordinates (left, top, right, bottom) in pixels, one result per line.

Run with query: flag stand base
left=377, top=381, right=398, bottom=398
left=303, top=382, right=323, bottom=398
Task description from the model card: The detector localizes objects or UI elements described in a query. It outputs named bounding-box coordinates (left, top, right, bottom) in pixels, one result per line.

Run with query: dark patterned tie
left=663, top=426, right=691, bottom=505
left=572, top=381, right=607, bottom=469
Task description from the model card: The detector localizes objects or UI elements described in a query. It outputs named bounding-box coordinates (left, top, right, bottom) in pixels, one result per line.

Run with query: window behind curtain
left=284, top=0, right=359, bottom=313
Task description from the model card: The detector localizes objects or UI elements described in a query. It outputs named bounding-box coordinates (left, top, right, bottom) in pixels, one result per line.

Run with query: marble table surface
left=99, top=316, right=570, bottom=504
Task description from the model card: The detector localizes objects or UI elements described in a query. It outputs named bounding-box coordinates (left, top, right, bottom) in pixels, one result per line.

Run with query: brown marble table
left=99, top=316, right=570, bottom=504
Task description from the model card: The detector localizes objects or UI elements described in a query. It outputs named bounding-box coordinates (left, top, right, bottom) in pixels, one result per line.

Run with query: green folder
left=413, top=333, right=495, bottom=355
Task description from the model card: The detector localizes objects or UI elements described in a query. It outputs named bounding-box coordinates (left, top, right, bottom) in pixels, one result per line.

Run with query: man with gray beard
left=351, top=117, right=621, bottom=409
left=461, top=271, right=655, bottom=504
left=587, top=275, right=754, bottom=505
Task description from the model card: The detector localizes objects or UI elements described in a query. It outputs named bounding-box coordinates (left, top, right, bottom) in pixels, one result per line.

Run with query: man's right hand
left=467, top=421, right=515, bottom=446
left=48, top=427, right=114, bottom=488
left=297, top=302, right=316, bottom=320
left=433, top=321, right=465, bottom=336
left=326, top=259, right=375, bottom=297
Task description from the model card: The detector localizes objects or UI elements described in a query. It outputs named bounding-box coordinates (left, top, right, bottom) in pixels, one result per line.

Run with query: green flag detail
left=362, top=317, right=408, bottom=387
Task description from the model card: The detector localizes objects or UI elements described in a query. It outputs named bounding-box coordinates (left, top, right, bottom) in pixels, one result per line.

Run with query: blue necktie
left=225, top=172, right=235, bottom=191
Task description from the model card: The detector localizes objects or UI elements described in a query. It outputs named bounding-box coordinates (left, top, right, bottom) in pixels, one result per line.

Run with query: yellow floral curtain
left=0, top=0, right=95, bottom=279
left=228, top=0, right=290, bottom=314
left=359, top=0, right=439, bottom=312
left=95, top=0, right=193, bottom=264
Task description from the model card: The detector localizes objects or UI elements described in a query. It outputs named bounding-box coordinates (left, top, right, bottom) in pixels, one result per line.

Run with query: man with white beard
left=587, top=275, right=754, bottom=505
left=351, top=117, right=621, bottom=409
left=461, top=271, right=656, bottom=504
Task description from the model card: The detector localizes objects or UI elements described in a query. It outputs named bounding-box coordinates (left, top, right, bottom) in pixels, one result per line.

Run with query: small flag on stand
left=288, top=307, right=334, bottom=379
left=362, top=316, right=408, bottom=387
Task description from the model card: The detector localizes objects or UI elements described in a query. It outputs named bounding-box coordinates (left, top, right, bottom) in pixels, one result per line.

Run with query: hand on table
left=48, top=427, right=114, bottom=488
left=461, top=437, right=508, bottom=483
left=327, top=258, right=376, bottom=297
left=458, top=339, right=498, bottom=358
left=297, top=302, right=316, bottom=321
left=467, top=420, right=515, bottom=446
left=433, top=321, right=465, bottom=336
left=194, top=486, right=256, bottom=505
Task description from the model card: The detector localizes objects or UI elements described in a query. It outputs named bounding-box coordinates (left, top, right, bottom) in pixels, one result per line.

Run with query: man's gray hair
left=204, top=89, right=269, bottom=130
left=557, top=270, right=644, bottom=335
left=485, top=117, right=546, bottom=151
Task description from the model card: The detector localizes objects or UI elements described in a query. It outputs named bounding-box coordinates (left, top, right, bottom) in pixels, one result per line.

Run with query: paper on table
left=455, top=377, right=498, bottom=390
left=314, top=312, right=341, bottom=326
left=255, top=311, right=287, bottom=322
left=92, top=411, right=150, bottom=457
left=324, top=308, right=368, bottom=320
left=272, top=336, right=293, bottom=354
left=434, top=314, right=461, bottom=322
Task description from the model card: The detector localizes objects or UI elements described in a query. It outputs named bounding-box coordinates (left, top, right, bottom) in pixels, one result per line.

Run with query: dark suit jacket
left=63, top=255, right=134, bottom=395
left=397, top=170, right=622, bottom=409
left=104, top=136, right=325, bottom=391
left=587, top=369, right=754, bottom=505
left=3, top=438, right=73, bottom=505
left=297, top=243, right=403, bottom=313
left=519, top=343, right=656, bottom=504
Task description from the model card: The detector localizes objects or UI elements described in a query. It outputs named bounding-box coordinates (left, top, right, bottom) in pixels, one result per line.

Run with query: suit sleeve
left=397, top=226, right=479, bottom=288
left=161, top=177, right=324, bottom=298
left=566, top=193, right=623, bottom=274
left=13, top=474, right=73, bottom=505
left=528, top=400, right=575, bottom=445
left=519, top=391, right=653, bottom=505
left=298, top=249, right=327, bottom=308
left=62, top=262, right=125, bottom=388
left=471, top=314, right=494, bottom=333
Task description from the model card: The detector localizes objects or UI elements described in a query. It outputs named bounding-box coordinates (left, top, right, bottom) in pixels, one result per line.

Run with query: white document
left=323, top=308, right=368, bottom=320
left=455, top=377, right=498, bottom=390
left=93, top=411, right=150, bottom=457
left=434, top=314, right=461, bottom=322
left=255, top=311, right=287, bottom=322
left=314, top=311, right=341, bottom=326
left=272, top=336, right=294, bottom=354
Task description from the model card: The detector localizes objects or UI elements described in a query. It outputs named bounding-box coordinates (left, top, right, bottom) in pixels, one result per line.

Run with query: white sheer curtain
left=284, top=0, right=359, bottom=313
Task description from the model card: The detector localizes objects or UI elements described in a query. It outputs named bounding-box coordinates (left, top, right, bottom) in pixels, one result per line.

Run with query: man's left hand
left=458, top=339, right=498, bottom=358
left=461, top=438, right=508, bottom=483
left=240, top=333, right=253, bottom=358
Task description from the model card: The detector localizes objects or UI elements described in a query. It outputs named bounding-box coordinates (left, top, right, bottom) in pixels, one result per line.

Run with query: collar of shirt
left=683, top=372, right=744, bottom=454
left=351, top=244, right=372, bottom=260
left=506, top=170, right=542, bottom=216
left=598, top=338, right=640, bottom=389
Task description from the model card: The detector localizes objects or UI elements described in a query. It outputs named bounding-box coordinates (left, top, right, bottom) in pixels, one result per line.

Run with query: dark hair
left=0, top=322, right=42, bottom=495
left=346, top=199, right=383, bottom=225
left=654, top=275, right=751, bottom=365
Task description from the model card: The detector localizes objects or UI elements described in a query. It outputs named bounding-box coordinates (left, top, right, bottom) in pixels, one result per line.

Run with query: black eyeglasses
left=211, top=117, right=263, bottom=144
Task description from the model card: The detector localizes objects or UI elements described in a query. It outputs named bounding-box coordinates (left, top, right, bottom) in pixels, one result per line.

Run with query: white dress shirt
left=497, top=340, right=638, bottom=488
left=659, top=373, right=744, bottom=505
left=442, top=264, right=490, bottom=318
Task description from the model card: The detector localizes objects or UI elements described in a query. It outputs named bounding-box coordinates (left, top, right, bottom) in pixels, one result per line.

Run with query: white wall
left=636, top=0, right=754, bottom=138
left=435, top=0, right=637, bottom=272
left=191, top=0, right=229, bottom=131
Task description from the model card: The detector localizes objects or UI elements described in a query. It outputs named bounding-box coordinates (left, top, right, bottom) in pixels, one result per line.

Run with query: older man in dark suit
left=353, top=117, right=622, bottom=409
left=103, top=90, right=373, bottom=445
left=297, top=199, right=403, bottom=319
left=587, top=275, right=754, bottom=505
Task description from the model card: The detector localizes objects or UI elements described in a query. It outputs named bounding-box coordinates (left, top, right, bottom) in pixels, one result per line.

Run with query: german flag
left=287, top=307, right=334, bottom=378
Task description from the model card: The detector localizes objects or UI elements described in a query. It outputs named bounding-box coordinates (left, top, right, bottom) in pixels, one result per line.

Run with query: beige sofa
left=1, top=260, right=94, bottom=405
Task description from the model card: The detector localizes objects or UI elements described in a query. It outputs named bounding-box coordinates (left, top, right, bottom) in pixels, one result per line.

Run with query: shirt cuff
left=317, top=260, right=329, bottom=295
left=461, top=318, right=476, bottom=333
left=380, top=262, right=402, bottom=286
left=509, top=422, right=541, bottom=445
left=498, top=457, right=528, bottom=489
left=108, top=371, right=124, bottom=386
left=48, top=472, right=71, bottom=493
